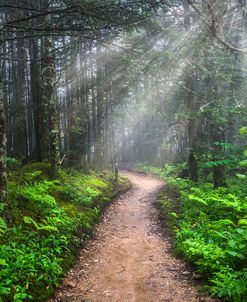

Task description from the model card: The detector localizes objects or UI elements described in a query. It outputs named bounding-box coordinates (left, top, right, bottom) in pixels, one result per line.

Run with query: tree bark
left=42, top=12, right=60, bottom=178
left=183, top=2, right=199, bottom=182
left=95, top=42, right=104, bottom=169
left=0, top=67, right=10, bottom=222
left=29, top=37, right=42, bottom=161
left=14, top=29, right=27, bottom=160
left=188, top=152, right=198, bottom=182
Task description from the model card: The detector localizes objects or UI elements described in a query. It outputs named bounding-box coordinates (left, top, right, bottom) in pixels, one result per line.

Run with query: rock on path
left=49, top=171, right=218, bottom=302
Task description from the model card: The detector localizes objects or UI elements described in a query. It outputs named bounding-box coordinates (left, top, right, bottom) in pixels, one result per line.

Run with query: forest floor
left=49, top=171, right=218, bottom=302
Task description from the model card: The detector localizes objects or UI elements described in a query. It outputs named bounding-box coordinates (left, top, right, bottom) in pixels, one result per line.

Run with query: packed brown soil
left=49, top=171, right=218, bottom=302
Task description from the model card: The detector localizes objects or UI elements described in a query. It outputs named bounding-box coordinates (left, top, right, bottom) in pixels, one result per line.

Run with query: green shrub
left=61, top=184, right=99, bottom=206
left=6, top=157, right=21, bottom=171
left=0, top=227, right=66, bottom=302
left=210, top=267, right=247, bottom=302
left=137, top=162, right=186, bottom=178
left=175, top=185, right=247, bottom=301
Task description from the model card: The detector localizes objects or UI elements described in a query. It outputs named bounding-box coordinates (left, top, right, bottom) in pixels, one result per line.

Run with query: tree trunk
left=183, top=3, right=199, bottom=182
left=91, top=51, right=97, bottom=164
left=42, top=12, right=60, bottom=178
left=188, top=152, right=198, bottom=182
left=0, top=67, right=10, bottom=222
left=14, top=33, right=27, bottom=160
left=29, top=37, right=42, bottom=161
left=95, top=42, right=104, bottom=169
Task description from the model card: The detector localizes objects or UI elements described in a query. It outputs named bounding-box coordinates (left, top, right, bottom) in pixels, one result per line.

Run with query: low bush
left=175, top=184, right=247, bottom=302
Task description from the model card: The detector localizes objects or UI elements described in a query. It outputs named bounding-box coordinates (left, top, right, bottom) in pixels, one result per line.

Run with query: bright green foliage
left=178, top=188, right=247, bottom=301
left=0, top=228, right=66, bottom=302
left=137, top=162, right=186, bottom=178
left=210, top=267, right=247, bottom=302
left=20, top=181, right=57, bottom=206
left=178, top=188, right=246, bottom=301
left=239, top=127, right=247, bottom=135
left=0, top=163, right=129, bottom=302
left=59, top=171, right=108, bottom=207
left=61, top=184, right=99, bottom=206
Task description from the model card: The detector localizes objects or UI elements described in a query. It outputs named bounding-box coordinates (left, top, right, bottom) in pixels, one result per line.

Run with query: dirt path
left=50, top=171, right=217, bottom=302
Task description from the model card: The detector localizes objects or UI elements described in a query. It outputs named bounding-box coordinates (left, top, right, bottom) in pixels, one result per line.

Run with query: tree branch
left=186, top=0, right=247, bottom=54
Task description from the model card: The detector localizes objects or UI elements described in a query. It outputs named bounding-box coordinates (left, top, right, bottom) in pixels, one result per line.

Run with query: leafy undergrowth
left=0, top=163, right=130, bottom=302
left=139, top=164, right=247, bottom=302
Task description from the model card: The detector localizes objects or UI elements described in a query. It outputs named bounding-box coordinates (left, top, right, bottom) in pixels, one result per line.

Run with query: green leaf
left=238, top=219, right=247, bottom=225
left=239, top=127, right=247, bottom=134
left=240, top=160, right=247, bottom=167
left=0, top=259, right=8, bottom=266
left=0, top=287, right=10, bottom=295
left=205, top=160, right=234, bottom=167
left=236, top=174, right=246, bottom=179
left=235, top=228, right=245, bottom=234
left=170, top=212, right=178, bottom=218
left=14, top=293, right=30, bottom=302
left=23, top=216, right=39, bottom=229
left=227, top=250, right=238, bottom=256
left=214, top=142, right=234, bottom=148
left=38, top=225, right=58, bottom=232
left=226, top=250, right=245, bottom=259
left=188, top=194, right=208, bottom=205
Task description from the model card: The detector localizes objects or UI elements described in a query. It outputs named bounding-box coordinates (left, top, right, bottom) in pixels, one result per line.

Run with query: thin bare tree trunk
left=42, top=11, right=60, bottom=178
left=0, top=66, right=10, bottom=221
left=29, top=37, right=42, bottom=161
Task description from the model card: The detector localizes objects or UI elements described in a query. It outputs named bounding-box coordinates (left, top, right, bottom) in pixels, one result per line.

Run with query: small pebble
left=181, top=271, right=191, bottom=276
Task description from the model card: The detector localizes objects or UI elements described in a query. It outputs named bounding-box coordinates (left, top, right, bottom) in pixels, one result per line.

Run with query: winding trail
left=50, top=171, right=217, bottom=302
